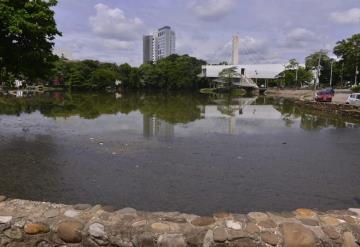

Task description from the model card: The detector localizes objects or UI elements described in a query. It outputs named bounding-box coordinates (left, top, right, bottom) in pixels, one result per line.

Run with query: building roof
left=203, top=64, right=305, bottom=79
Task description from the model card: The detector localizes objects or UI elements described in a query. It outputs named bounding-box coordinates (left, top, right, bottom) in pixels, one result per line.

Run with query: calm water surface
left=0, top=92, right=359, bottom=215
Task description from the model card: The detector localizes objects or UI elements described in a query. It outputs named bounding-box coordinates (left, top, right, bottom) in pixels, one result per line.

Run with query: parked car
left=315, top=90, right=333, bottom=102
left=346, top=93, right=360, bottom=106
left=323, top=87, right=335, bottom=96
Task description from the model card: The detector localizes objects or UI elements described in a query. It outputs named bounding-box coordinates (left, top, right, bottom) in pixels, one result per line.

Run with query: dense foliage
left=279, top=59, right=314, bottom=87
left=137, top=54, right=207, bottom=89
left=334, top=33, right=360, bottom=84
left=0, top=0, right=61, bottom=81
left=305, top=51, right=334, bottom=84
left=51, top=54, right=207, bottom=90
left=304, top=33, right=360, bottom=87
left=52, top=58, right=120, bottom=89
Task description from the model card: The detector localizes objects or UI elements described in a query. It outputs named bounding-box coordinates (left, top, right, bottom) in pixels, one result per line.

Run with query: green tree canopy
left=305, top=51, right=333, bottom=85
left=282, top=59, right=314, bottom=87
left=333, top=33, right=360, bottom=83
left=0, top=0, right=61, bottom=80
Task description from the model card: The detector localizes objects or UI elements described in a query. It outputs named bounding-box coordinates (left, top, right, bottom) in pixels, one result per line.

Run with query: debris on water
left=112, top=152, right=117, bottom=155
left=90, top=138, right=95, bottom=141
left=99, top=142, right=104, bottom=146
left=237, top=156, right=243, bottom=160
left=135, top=165, right=139, bottom=168
left=282, top=142, right=287, bottom=145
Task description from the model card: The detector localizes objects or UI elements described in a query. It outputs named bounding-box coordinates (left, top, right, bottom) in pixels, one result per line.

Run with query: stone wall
left=295, top=101, right=360, bottom=120
left=1, top=196, right=360, bottom=246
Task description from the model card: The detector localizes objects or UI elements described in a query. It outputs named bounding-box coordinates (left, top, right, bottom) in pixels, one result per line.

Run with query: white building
left=143, top=26, right=176, bottom=64
left=201, top=64, right=304, bottom=80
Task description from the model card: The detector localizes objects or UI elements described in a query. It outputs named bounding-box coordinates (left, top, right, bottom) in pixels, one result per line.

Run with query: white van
left=346, top=93, right=360, bottom=106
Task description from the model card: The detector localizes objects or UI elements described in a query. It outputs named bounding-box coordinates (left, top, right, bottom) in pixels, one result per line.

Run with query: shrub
left=351, top=85, right=360, bottom=92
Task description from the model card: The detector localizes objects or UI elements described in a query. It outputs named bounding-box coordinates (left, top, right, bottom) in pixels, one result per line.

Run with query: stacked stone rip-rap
left=0, top=196, right=360, bottom=246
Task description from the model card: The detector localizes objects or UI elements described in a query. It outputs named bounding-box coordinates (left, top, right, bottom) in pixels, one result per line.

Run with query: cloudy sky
left=54, top=0, right=360, bottom=66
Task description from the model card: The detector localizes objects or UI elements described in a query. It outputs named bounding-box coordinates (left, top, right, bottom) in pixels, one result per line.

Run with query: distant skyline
left=54, top=0, right=360, bottom=66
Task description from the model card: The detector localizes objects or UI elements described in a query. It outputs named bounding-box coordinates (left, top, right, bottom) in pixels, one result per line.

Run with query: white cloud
left=55, top=33, right=138, bottom=64
left=287, top=28, right=315, bottom=41
left=89, top=3, right=144, bottom=40
left=190, top=0, right=236, bottom=20
left=283, top=28, right=318, bottom=49
left=103, top=39, right=133, bottom=50
left=239, top=37, right=266, bottom=54
left=330, top=8, right=360, bottom=24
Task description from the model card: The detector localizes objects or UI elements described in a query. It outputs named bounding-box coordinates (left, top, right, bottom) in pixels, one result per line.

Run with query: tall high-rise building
left=156, top=26, right=176, bottom=60
left=143, top=35, right=154, bottom=64
left=143, top=26, right=176, bottom=64
left=232, top=35, right=240, bottom=65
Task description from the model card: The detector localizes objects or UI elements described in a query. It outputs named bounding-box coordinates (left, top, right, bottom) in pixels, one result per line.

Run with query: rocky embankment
left=295, top=101, right=360, bottom=120
left=1, top=196, right=360, bottom=246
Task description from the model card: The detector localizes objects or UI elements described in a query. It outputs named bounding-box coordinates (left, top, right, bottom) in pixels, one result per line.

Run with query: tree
left=305, top=51, right=332, bottom=85
left=0, top=0, right=61, bottom=81
left=282, top=59, right=314, bottom=87
left=333, top=33, right=360, bottom=84
left=119, top=63, right=132, bottom=86
left=91, top=68, right=117, bottom=89
left=137, top=54, right=207, bottom=89
left=218, top=66, right=240, bottom=88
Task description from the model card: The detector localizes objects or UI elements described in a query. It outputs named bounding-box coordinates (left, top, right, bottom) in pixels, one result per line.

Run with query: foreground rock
left=0, top=199, right=360, bottom=246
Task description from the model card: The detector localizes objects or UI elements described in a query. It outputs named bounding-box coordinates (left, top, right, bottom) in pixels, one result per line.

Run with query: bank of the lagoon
left=1, top=197, right=360, bottom=246
left=266, top=89, right=353, bottom=103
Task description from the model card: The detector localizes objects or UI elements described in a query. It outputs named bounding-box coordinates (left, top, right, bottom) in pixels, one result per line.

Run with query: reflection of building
left=143, top=115, right=174, bottom=140
left=198, top=97, right=284, bottom=134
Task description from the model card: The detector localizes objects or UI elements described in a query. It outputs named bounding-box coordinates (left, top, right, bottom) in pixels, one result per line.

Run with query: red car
left=315, top=90, right=333, bottom=102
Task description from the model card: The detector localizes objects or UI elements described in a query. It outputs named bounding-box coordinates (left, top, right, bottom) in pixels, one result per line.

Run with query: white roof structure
left=202, top=64, right=305, bottom=79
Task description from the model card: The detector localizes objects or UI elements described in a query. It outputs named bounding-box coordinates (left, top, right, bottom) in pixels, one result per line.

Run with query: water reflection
left=0, top=92, right=358, bottom=132
left=1, top=92, right=360, bottom=214
left=143, top=115, right=175, bottom=141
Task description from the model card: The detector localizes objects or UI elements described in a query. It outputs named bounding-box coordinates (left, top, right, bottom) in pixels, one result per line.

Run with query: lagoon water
left=0, top=92, right=359, bottom=215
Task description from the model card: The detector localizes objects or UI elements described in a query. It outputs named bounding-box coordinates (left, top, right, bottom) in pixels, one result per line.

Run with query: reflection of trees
left=271, top=98, right=350, bottom=130
left=139, top=93, right=207, bottom=124
left=300, top=114, right=346, bottom=130
left=0, top=92, right=210, bottom=124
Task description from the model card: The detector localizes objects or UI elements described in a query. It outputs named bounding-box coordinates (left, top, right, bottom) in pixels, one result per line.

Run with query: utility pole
left=295, top=65, right=299, bottom=88
left=314, top=52, right=322, bottom=93
left=317, top=53, right=322, bottom=89
left=330, top=60, right=334, bottom=87
left=340, top=63, right=344, bottom=87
